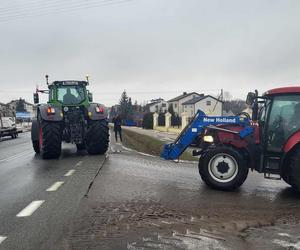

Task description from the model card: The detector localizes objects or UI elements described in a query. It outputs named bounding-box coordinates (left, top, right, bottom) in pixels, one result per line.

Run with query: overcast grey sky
left=0, top=0, right=300, bottom=106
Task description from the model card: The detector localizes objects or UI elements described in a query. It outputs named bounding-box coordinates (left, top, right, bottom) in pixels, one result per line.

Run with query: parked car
left=0, top=116, right=18, bottom=139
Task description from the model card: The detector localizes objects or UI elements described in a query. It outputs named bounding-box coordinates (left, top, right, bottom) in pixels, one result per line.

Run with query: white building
left=182, top=95, right=223, bottom=118
left=148, top=98, right=168, bottom=113
left=7, top=99, right=36, bottom=119
left=168, top=92, right=202, bottom=116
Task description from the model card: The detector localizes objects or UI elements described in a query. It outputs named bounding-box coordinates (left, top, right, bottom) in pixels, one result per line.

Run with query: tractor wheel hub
left=216, top=161, right=229, bottom=174
left=208, top=153, right=239, bottom=183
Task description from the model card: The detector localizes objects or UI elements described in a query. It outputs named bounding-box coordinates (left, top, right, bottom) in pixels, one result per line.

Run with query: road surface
left=0, top=132, right=300, bottom=249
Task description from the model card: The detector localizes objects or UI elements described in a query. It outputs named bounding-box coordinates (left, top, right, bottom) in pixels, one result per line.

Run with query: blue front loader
left=161, top=110, right=254, bottom=160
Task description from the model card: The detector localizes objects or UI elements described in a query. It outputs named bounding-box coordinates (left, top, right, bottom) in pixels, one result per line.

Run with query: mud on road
left=63, top=146, right=300, bottom=250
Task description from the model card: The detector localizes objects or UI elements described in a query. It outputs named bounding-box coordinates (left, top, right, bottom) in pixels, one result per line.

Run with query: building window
left=206, top=101, right=211, bottom=106
left=162, top=103, right=166, bottom=107
left=190, top=105, right=193, bottom=108
left=174, top=103, right=177, bottom=108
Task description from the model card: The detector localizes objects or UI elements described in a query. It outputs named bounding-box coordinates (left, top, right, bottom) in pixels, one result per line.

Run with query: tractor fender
left=31, top=118, right=39, bottom=141
left=283, top=131, right=300, bottom=153
left=38, top=105, right=63, bottom=121
left=87, top=103, right=107, bottom=120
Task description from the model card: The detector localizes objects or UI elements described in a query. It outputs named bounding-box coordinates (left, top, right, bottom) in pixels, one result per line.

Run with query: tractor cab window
left=267, top=95, right=300, bottom=152
left=48, top=87, right=55, bottom=102
left=258, top=100, right=271, bottom=125
left=57, top=86, right=85, bottom=105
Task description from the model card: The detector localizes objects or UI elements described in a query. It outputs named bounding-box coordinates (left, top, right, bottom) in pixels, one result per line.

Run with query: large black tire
left=39, top=121, right=62, bottom=159
left=284, top=147, right=300, bottom=191
left=32, top=140, right=40, bottom=153
left=31, top=119, right=40, bottom=153
left=86, top=120, right=109, bottom=155
left=199, top=147, right=248, bottom=191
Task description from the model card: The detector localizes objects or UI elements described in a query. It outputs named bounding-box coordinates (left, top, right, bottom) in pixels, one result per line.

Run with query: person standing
left=113, top=115, right=122, bottom=142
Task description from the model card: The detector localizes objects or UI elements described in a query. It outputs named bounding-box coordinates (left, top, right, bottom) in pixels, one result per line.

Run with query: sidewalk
left=109, top=123, right=178, bottom=143
left=122, top=126, right=178, bottom=143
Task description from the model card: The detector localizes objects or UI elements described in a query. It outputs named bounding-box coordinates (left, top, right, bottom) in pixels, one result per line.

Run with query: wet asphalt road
left=1, top=132, right=300, bottom=249
left=0, top=132, right=106, bottom=249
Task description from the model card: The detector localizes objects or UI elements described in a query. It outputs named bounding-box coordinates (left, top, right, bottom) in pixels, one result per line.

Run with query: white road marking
left=64, top=169, right=75, bottom=177
left=16, top=200, right=45, bottom=217
left=75, top=161, right=82, bottom=167
left=0, top=236, right=7, bottom=244
left=46, top=181, right=64, bottom=192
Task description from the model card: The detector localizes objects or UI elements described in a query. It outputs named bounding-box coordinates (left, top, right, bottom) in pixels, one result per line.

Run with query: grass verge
left=122, top=128, right=198, bottom=162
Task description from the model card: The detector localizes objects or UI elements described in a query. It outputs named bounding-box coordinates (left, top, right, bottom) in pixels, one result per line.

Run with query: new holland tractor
left=31, top=75, right=109, bottom=159
left=161, top=87, right=300, bottom=191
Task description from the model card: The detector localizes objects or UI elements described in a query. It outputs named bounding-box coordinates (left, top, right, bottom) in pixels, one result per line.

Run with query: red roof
left=264, top=86, right=300, bottom=96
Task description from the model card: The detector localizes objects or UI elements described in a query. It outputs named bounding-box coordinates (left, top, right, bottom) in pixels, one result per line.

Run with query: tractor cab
left=247, top=87, right=300, bottom=178
left=48, top=81, right=93, bottom=107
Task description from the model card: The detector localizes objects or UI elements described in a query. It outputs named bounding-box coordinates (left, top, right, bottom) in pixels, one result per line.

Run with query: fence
left=153, top=112, right=188, bottom=134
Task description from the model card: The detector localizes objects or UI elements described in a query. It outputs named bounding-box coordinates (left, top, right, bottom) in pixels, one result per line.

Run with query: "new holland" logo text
left=203, top=117, right=237, bottom=123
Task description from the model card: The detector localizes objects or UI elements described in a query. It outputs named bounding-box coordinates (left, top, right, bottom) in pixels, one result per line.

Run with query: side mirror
left=88, top=92, right=93, bottom=102
left=33, top=93, right=39, bottom=104
left=246, top=92, right=256, bottom=105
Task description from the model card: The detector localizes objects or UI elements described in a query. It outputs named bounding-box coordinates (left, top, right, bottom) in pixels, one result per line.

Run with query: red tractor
left=162, top=87, right=300, bottom=191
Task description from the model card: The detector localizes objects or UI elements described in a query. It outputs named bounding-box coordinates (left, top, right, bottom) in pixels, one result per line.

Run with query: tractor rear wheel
left=285, top=147, right=300, bottom=191
left=199, top=147, right=248, bottom=191
left=39, top=120, right=62, bottom=159
left=86, top=120, right=109, bottom=155
left=31, top=119, right=40, bottom=153
left=32, top=140, right=40, bottom=153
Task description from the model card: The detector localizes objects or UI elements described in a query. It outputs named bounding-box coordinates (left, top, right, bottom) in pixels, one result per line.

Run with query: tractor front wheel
left=39, top=120, right=62, bottom=159
left=86, top=120, right=109, bottom=155
left=199, top=147, right=248, bottom=191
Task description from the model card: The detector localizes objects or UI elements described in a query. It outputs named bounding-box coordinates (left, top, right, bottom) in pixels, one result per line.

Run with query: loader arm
left=161, top=110, right=254, bottom=160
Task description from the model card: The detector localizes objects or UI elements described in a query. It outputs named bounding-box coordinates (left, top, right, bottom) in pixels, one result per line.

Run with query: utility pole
left=221, top=89, right=223, bottom=102
left=221, top=89, right=224, bottom=115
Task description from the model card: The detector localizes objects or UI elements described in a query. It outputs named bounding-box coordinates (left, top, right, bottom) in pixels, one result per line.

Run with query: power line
left=0, top=89, right=224, bottom=95
left=0, top=0, right=134, bottom=22
left=0, top=0, right=115, bottom=15
left=0, top=0, right=132, bottom=20
left=0, top=0, right=43, bottom=11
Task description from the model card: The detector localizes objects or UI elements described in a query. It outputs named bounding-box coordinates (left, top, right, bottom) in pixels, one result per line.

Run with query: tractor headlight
left=203, top=135, right=214, bottom=143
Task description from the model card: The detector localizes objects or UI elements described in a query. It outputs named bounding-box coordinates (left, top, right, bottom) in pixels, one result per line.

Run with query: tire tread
left=86, top=120, right=109, bottom=155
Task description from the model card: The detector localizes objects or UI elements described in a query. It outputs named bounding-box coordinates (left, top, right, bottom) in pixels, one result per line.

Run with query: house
left=168, top=92, right=202, bottom=116
left=222, top=110, right=235, bottom=116
left=147, top=98, right=168, bottom=113
left=182, top=95, right=223, bottom=118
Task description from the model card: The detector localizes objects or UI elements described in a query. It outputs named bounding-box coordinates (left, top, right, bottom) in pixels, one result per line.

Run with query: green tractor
left=31, top=75, right=109, bottom=159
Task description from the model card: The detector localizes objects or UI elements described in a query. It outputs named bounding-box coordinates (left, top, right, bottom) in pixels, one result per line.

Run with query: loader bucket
left=161, top=143, right=174, bottom=160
